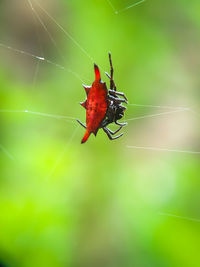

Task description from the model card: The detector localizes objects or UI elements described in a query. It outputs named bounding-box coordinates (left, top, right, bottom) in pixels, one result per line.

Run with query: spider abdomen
left=86, top=81, right=108, bottom=134
left=77, top=53, right=128, bottom=143
left=80, top=65, right=108, bottom=143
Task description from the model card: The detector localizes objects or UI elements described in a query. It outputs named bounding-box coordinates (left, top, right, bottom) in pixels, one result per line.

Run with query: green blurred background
left=0, top=0, right=200, bottom=266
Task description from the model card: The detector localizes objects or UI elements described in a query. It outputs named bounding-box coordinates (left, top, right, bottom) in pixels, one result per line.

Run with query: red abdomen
left=81, top=64, right=108, bottom=143
left=86, top=80, right=108, bottom=134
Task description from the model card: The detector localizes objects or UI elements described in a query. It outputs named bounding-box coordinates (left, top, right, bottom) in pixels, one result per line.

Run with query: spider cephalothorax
left=77, top=53, right=128, bottom=143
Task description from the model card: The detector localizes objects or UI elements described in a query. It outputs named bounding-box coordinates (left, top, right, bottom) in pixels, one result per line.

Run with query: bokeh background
left=0, top=0, right=200, bottom=266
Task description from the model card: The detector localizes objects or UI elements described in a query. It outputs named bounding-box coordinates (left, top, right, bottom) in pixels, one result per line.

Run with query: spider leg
left=103, top=127, right=123, bottom=140
left=109, top=89, right=128, bottom=103
left=108, top=52, right=114, bottom=90
left=76, top=119, right=86, bottom=129
left=105, top=71, right=117, bottom=91
left=106, top=126, right=122, bottom=135
left=105, top=72, right=111, bottom=79
left=109, top=53, right=113, bottom=79
left=108, top=95, right=127, bottom=104
left=115, top=121, right=128, bottom=126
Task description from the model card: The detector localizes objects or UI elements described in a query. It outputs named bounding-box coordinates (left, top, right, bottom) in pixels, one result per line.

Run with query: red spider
left=77, top=53, right=128, bottom=143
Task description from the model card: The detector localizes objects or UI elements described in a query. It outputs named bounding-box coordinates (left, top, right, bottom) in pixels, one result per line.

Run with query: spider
left=77, top=53, right=128, bottom=143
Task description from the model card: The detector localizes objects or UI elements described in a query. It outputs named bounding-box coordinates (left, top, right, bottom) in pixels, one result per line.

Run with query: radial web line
left=0, top=144, right=15, bottom=160
left=126, top=109, right=188, bottom=122
left=27, top=0, right=62, bottom=55
left=0, top=109, right=76, bottom=122
left=30, top=0, right=44, bottom=58
left=127, top=105, right=200, bottom=119
left=127, top=145, right=200, bottom=155
left=159, top=212, right=200, bottom=223
left=106, top=0, right=146, bottom=14
left=33, top=0, right=94, bottom=63
left=30, top=0, right=43, bottom=86
left=26, top=126, right=80, bottom=237
left=128, top=103, right=190, bottom=110
left=45, top=126, right=80, bottom=181
left=0, top=43, right=83, bottom=82
left=0, top=107, right=192, bottom=124
left=118, top=0, right=146, bottom=13
left=27, top=0, right=84, bottom=82
left=105, top=0, right=118, bottom=14
left=31, top=13, right=42, bottom=87
left=1, top=104, right=198, bottom=125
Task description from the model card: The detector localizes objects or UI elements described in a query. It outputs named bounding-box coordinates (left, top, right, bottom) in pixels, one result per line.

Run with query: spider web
left=106, top=0, right=146, bottom=14
left=0, top=1, right=200, bottom=261
left=1, top=1, right=200, bottom=187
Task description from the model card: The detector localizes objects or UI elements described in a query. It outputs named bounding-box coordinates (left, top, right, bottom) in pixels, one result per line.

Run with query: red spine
left=81, top=130, right=91, bottom=144
left=94, top=64, right=101, bottom=81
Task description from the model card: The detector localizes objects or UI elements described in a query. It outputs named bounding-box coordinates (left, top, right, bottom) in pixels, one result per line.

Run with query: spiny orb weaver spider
left=77, top=53, right=128, bottom=143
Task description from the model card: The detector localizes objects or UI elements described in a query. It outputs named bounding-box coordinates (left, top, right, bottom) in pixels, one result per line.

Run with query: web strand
left=0, top=109, right=76, bottom=123
left=127, top=145, right=200, bottom=155
left=27, top=0, right=86, bottom=82
left=45, top=126, right=79, bottom=181
left=127, top=104, right=200, bottom=120
left=159, top=212, right=200, bottom=223
left=29, top=0, right=44, bottom=58
left=126, top=108, right=200, bottom=155
left=0, top=42, right=84, bottom=82
left=118, top=0, right=146, bottom=13
left=128, top=103, right=190, bottom=110
left=1, top=105, right=199, bottom=126
left=27, top=0, right=62, bottom=57
left=106, top=0, right=146, bottom=14
left=0, top=107, right=187, bottom=124
left=105, top=0, right=118, bottom=14
left=33, top=0, right=94, bottom=63
left=126, top=109, right=188, bottom=122
left=0, top=144, right=15, bottom=160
